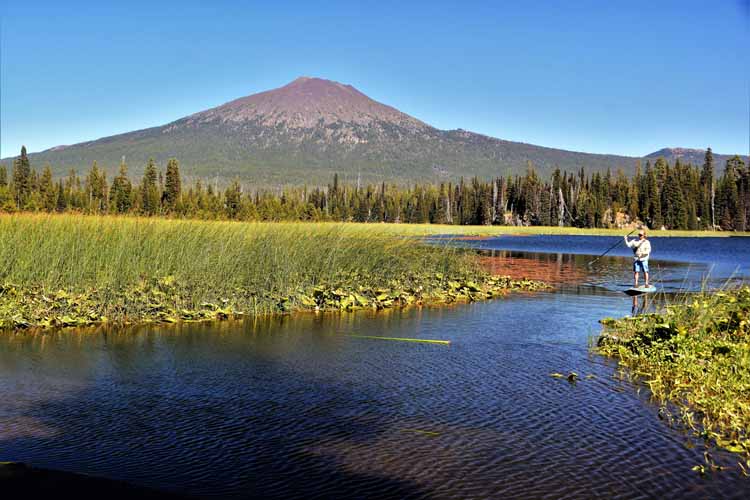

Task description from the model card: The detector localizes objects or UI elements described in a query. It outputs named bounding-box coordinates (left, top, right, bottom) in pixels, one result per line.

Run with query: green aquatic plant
left=0, top=214, right=548, bottom=331
left=0, top=274, right=546, bottom=332
left=597, top=286, right=750, bottom=463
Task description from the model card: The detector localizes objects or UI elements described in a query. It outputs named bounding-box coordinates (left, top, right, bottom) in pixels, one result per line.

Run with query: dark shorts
left=633, top=259, right=649, bottom=273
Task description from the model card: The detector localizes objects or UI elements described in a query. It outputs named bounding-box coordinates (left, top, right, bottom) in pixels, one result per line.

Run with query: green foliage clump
left=0, top=274, right=546, bottom=331
left=597, top=287, right=750, bottom=464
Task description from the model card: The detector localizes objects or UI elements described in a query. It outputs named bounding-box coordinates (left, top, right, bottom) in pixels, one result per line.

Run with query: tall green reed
left=0, top=214, right=474, bottom=300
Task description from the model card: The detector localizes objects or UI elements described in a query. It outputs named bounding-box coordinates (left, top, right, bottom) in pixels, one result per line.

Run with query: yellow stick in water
left=346, top=335, right=450, bottom=345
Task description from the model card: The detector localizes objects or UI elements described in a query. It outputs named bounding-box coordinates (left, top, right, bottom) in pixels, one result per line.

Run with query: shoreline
left=2, top=213, right=748, bottom=238
left=0, top=275, right=548, bottom=334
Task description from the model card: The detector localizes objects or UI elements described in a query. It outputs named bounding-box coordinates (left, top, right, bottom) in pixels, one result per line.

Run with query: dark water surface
left=1, top=236, right=749, bottom=499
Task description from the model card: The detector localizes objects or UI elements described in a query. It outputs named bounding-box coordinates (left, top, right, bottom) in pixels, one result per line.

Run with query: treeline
left=1, top=146, right=748, bottom=230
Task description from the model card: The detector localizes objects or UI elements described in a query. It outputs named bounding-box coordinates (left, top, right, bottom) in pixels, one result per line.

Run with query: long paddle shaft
left=588, top=228, right=637, bottom=266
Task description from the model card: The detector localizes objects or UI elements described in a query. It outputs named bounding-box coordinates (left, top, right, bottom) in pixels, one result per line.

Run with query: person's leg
left=643, top=260, right=650, bottom=287
left=633, top=261, right=640, bottom=286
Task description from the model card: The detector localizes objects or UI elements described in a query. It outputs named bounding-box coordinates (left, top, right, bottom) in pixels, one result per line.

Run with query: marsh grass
left=597, top=286, right=750, bottom=467
left=0, top=214, right=546, bottom=328
left=0, top=214, right=466, bottom=292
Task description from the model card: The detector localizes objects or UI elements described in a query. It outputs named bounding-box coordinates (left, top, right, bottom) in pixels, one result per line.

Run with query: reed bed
left=0, top=214, right=545, bottom=329
left=0, top=214, right=467, bottom=291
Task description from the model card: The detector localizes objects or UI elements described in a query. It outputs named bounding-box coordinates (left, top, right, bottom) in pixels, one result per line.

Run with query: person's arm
left=624, top=237, right=634, bottom=248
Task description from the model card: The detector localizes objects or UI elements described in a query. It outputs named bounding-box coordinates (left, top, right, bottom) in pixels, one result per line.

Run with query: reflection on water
left=631, top=293, right=653, bottom=316
left=0, top=416, right=59, bottom=440
left=1, top=237, right=749, bottom=499
left=478, top=251, right=588, bottom=284
left=470, top=234, right=750, bottom=293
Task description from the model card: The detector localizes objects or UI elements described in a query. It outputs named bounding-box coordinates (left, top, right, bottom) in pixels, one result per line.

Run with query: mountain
left=644, top=148, right=748, bottom=169
left=3, top=77, right=746, bottom=185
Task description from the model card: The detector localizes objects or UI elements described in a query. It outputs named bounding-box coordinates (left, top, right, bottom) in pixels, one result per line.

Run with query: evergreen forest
left=1, top=147, right=748, bottom=231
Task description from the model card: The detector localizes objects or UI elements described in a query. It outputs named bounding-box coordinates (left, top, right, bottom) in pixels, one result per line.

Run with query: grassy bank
left=597, top=287, right=750, bottom=467
left=0, top=214, right=546, bottom=330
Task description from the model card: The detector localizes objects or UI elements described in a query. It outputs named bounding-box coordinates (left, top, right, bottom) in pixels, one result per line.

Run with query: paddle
left=587, top=226, right=639, bottom=267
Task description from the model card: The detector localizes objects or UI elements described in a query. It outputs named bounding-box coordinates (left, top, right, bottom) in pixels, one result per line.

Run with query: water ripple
left=1, top=278, right=749, bottom=498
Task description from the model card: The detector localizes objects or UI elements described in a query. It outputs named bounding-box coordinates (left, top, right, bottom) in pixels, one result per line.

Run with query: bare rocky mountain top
left=186, top=77, right=428, bottom=130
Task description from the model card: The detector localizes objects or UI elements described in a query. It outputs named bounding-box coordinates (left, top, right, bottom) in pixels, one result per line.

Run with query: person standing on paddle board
left=624, top=229, right=651, bottom=287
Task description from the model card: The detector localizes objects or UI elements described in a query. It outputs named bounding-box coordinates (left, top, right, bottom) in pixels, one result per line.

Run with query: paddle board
left=624, top=285, right=657, bottom=296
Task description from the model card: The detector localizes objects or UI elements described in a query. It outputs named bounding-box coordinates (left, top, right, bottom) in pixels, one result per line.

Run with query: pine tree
left=638, top=161, right=651, bottom=223
left=629, top=161, right=641, bottom=222
left=687, top=201, right=698, bottom=230
left=539, top=185, right=552, bottom=226
left=0, top=165, right=7, bottom=186
left=85, top=161, right=108, bottom=213
left=699, top=148, right=715, bottom=228
left=725, top=155, right=746, bottom=231
left=354, top=187, right=371, bottom=222
left=55, top=181, right=66, bottom=212
left=225, top=180, right=242, bottom=219
left=663, top=167, right=687, bottom=229
left=12, top=146, right=32, bottom=207
left=39, top=165, right=56, bottom=211
left=110, top=160, right=133, bottom=213
left=329, top=173, right=340, bottom=218
left=434, top=183, right=449, bottom=224
left=735, top=156, right=748, bottom=232
left=645, top=165, right=662, bottom=229
left=163, top=158, right=181, bottom=211
left=717, top=158, right=739, bottom=230
left=141, top=159, right=160, bottom=216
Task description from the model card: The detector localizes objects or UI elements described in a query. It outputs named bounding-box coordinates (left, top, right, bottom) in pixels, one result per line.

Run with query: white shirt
left=625, top=237, right=651, bottom=261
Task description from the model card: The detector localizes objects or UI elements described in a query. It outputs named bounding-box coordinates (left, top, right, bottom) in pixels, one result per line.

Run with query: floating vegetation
left=550, top=371, right=580, bottom=383
left=596, top=287, right=750, bottom=463
left=0, top=274, right=545, bottom=332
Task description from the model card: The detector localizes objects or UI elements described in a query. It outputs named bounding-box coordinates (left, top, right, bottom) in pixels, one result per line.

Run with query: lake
left=1, top=235, right=749, bottom=499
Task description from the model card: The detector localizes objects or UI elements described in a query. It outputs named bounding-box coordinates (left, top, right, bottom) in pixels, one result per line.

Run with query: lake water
left=450, top=234, right=750, bottom=293
left=1, top=235, right=749, bottom=499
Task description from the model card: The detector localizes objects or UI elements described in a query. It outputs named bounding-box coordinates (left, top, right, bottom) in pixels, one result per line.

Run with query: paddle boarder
left=624, top=229, right=651, bottom=288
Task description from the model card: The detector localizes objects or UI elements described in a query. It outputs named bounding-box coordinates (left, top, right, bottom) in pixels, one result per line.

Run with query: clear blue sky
left=1, top=0, right=748, bottom=159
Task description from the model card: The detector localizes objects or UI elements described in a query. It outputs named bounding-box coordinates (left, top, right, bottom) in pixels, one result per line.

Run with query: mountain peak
left=23, top=78, right=749, bottom=186
left=645, top=147, right=748, bottom=166
left=647, top=147, right=706, bottom=157
left=288, top=76, right=332, bottom=86
left=187, top=76, right=427, bottom=130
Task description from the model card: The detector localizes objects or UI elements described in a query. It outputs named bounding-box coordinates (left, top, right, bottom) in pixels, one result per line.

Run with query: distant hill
left=644, top=148, right=748, bottom=169
left=2, top=77, right=746, bottom=185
